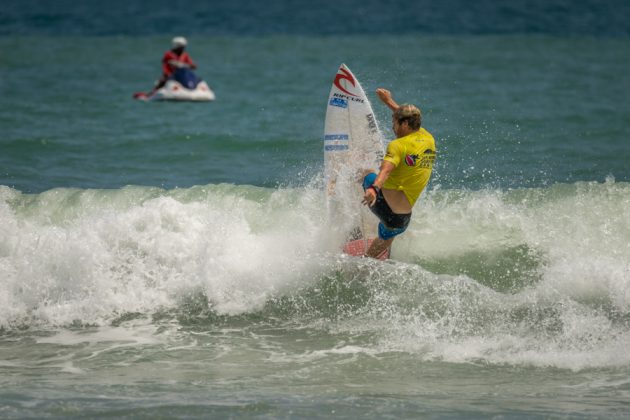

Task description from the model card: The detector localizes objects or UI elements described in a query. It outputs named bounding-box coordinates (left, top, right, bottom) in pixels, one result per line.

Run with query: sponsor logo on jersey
left=418, top=149, right=436, bottom=168
left=404, top=149, right=436, bottom=167
left=405, top=154, right=418, bottom=166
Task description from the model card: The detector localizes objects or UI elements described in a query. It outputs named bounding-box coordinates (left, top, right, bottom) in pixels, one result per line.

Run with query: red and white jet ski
left=134, top=68, right=215, bottom=102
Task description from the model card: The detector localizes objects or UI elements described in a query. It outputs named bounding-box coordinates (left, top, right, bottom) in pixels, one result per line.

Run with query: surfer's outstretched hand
left=376, top=88, right=399, bottom=111
left=376, top=88, right=392, bottom=102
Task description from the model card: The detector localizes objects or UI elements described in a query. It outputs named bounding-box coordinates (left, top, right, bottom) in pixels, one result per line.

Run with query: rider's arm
left=182, top=54, right=197, bottom=70
left=373, top=160, right=395, bottom=190
left=362, top=160, right=396, bottom=206
left=166, top=53, right=196, bottom=69
left=168, top=59, right=188, bottom=68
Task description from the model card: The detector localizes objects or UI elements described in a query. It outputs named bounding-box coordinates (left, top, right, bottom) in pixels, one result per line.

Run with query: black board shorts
left=369, top=190, right=412, bottom=230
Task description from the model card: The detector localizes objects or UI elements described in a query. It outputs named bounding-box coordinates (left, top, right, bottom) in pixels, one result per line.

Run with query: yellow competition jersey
left=382, top=128, right=436, bottom=207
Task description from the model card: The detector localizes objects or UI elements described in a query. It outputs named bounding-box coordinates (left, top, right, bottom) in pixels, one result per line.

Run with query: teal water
left=2, top=5, right=630, bottom=418
left=2, top=35, right=629, bottom=192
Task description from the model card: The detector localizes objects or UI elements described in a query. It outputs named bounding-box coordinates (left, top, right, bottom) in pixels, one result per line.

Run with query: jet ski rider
left=152, top=36, right=197, bottom=93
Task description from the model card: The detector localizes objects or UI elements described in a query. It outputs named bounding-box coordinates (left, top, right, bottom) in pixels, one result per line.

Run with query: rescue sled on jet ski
left=134, top=68, right=215, bottom=102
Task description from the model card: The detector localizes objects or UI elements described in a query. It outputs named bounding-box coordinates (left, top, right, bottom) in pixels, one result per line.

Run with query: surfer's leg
left=366, top=221, right=409, bottom=259
left=366, top=237, right=394, bottom=259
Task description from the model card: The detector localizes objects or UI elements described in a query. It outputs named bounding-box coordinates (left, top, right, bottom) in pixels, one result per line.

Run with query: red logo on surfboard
left=334, top=68, right=357, bottom=97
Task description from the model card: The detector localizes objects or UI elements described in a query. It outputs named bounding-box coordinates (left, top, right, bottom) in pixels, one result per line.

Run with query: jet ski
left=134, top=68, right=215, bottom=102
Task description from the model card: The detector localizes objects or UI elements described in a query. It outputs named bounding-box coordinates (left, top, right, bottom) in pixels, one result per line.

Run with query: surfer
left=361, top=88, right=436, bottom=258
left=152, top=36, right=197, bottom=93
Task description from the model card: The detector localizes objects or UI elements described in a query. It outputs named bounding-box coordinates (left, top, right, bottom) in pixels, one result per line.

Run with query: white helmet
left=172, top=36, right=187, bottom=48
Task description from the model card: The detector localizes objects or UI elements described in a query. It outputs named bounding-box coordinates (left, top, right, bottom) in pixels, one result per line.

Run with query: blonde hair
left=394, top=104, right=422, bottom=130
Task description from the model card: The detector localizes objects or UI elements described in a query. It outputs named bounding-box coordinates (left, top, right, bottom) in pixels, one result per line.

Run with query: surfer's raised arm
left=376, top=88, right=399, bottom=111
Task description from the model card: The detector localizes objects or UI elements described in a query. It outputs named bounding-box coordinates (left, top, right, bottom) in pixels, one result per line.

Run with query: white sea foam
left=2, top=181, right=630, bottom=369
left=0, top=183, right=341, bottom=327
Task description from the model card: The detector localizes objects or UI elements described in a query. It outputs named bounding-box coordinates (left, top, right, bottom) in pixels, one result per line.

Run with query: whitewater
left=2, top=177, right=629, bottom=373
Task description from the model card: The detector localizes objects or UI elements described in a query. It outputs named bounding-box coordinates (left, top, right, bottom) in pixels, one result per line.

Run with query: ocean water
left=2, top=1, right=630, bottom=418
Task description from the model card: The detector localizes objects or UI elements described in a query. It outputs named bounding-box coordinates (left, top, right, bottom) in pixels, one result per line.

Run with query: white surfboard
left=324, top=64, right=388, bottom=258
